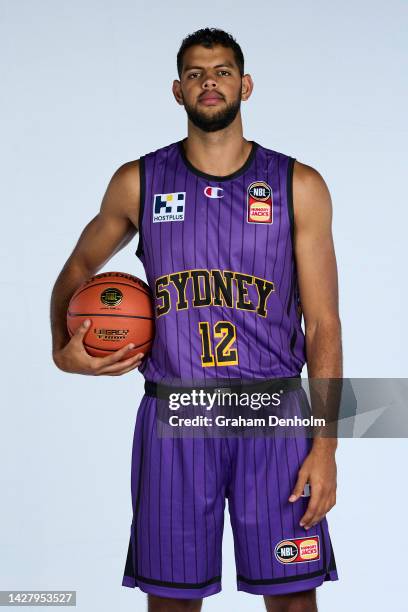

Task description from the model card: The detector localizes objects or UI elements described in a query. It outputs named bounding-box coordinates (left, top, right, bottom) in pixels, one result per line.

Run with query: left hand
left=288, top=441, right=337, bottom=530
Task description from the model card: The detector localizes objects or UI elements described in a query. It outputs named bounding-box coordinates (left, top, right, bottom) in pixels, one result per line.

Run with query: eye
left=218, top=70, right=231, bottom=76
left=187, top=72, right=200, bottom=79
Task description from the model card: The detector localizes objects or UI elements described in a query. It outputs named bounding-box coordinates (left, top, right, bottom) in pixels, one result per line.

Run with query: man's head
left=173, top=28, right=253, bottom=133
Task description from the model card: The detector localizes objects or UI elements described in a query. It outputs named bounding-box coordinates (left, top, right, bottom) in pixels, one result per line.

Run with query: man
left=51, top=27, right=341, bottom=612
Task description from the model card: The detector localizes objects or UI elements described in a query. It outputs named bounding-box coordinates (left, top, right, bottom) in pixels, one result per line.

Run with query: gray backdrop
left=1, top=0, right=406, bottom=610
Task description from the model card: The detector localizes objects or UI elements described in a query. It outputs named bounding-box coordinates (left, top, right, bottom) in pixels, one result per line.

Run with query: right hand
left=53, top=319, right=145, bottom=376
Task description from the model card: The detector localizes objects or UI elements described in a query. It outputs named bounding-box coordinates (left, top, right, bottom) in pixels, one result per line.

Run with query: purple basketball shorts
left=122, top=393, right=338, bottom=599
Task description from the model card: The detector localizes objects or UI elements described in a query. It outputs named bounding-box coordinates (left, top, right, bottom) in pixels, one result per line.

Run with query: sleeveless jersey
left=136, top=139, right=305, bottom=384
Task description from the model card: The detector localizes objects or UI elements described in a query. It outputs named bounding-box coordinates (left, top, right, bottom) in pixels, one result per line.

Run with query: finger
left=289, top=469, right=309, bottom=502
left=105, top=354, right=145, bottom=376
left=300, top=503, right=318, bottom=529
left=302, top=505, right=326, bottom=529
left=95, top=353, right=144, bottom=375
left=96, top=353, right=143, bottom=375
left=72, top=319, right=91, bottom=343
left=320, top=493, right=336, bottom=519
left=107, top=362, right=141, bottom=376
left=301, top=491, right=329, bottom=529
left=92, top=344, right=139, bottom=368
left=303, top=507, right=329, bottom=530
left=310, top=512, right=327, bottom=529
left=299, top=483, right=324, bottom=526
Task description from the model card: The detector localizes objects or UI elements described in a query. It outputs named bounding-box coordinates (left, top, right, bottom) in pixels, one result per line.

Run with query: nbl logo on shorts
left=275, top=536, right=320, bottom=564
left=153, top=192, right=186, bottom=223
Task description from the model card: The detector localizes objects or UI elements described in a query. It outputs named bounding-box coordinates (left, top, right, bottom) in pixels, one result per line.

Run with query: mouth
left=198, top=93, right=224, bottom=106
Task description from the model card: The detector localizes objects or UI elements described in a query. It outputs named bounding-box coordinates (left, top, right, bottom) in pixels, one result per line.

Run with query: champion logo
left=204, top=186, right=224, bottom=199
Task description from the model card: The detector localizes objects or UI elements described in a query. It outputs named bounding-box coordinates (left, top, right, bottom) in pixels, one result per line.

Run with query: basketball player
left=51, top=28, right=341, bottom=612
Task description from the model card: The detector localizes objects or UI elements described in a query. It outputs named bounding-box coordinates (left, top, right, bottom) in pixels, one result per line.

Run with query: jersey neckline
left=177, top=138, right=258, bottom=182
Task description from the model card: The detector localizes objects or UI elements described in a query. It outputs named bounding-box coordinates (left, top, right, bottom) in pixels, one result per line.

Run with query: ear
left=172, top=80, right=184, bottom=106
left=241, top=74, right=254, bottom=101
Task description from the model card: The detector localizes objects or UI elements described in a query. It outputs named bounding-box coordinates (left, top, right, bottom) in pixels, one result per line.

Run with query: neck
left=183, top=117, right=252, bottom=177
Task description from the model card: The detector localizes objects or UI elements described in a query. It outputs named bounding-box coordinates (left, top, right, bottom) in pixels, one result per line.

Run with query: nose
left=202, top=75, right=218, bottom=89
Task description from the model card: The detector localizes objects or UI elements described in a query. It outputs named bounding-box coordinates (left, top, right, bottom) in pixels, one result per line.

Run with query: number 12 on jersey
left=199, top=321, right=239, bottom=367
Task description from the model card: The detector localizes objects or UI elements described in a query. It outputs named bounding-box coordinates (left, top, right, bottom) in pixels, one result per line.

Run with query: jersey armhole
left=135, top=155, right=146, bottom=258
left=286, top=156, right=296, bottom=247
left=286, top=156, right=303, bottom=326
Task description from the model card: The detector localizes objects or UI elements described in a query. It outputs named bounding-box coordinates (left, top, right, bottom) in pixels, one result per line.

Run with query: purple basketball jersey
left=136, top=139, right=306, bottom=383
left=122, top=140, right=338, bottom=598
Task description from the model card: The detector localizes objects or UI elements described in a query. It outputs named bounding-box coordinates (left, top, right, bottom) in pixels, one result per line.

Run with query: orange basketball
left=67, top=271, right=155, bottom=359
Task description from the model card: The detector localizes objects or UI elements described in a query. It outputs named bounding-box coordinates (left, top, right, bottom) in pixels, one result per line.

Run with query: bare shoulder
left=111, top=159, right=140, bottom=183
left=101, top=159, right=141, bottom=229
left=292, top=160, right=332, bottom=227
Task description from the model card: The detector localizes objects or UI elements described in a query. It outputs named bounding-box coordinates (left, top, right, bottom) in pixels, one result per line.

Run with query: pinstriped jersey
left=135, top=139, right=305, bottom=383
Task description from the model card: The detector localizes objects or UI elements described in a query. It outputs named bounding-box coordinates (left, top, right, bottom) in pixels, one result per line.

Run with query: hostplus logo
left=153, top=192, right=186, bottom=223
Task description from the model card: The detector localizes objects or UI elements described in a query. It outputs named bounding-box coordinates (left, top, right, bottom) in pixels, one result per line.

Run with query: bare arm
left=288, top=161, right=342, bottom=529
left=293, top=162, right=342, bottom=378
left=50, top=160, right=143, bottom=375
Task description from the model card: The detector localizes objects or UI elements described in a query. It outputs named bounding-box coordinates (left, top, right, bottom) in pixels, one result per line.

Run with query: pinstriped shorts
left=122, top=391, right=338, bottom=599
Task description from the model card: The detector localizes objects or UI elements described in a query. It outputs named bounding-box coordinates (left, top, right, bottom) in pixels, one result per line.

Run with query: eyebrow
left=183, top=61, right=235, bottom=72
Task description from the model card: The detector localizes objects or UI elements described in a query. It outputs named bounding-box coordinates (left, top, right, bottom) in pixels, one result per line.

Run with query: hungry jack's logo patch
left=275, top=536, right=320, bottom=564
left=247, top=181, right=273, bottom=224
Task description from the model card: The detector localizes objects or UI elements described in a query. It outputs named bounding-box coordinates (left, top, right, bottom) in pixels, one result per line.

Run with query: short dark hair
left=177, top=27, right=244, bottom=78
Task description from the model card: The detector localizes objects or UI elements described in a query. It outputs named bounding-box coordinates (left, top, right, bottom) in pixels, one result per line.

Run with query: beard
left=183, top=90, right=241, bottom=133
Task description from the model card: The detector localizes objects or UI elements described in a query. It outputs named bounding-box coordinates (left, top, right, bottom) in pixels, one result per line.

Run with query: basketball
left=67, top=271, right=155, bottom=359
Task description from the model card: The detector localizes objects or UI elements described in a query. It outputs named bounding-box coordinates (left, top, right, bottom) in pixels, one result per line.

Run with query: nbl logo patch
left=275, top=536, right=320, bottom=564
left=153, top=192, right=186, bottom=223
left=247, top=181, right=273, bottom=224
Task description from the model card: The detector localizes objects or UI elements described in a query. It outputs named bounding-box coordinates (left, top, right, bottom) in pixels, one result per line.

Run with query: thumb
left=73, top=318, right=91, bottom=342
left=289, top=471, right=308, bottom=503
